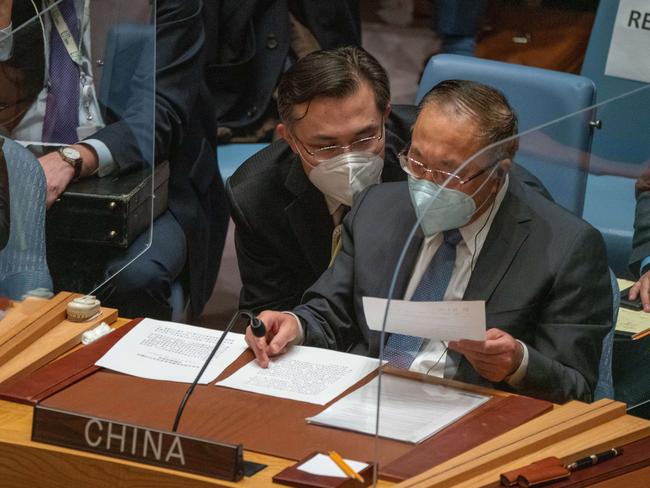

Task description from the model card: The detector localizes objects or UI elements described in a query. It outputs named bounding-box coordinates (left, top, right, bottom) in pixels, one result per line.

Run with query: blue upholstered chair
left=417, top=54, right=615, bottom=400
left=417, top=54, right=597, bottom=215
left=217, top=143, right=269, bottom=182
left=0, top=139, right=53, bottom=299
left=579, top=0, right=650, bottom=279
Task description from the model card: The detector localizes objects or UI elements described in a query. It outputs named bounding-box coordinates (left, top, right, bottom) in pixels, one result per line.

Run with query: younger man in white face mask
left=227, top=46, right=413, bottom=313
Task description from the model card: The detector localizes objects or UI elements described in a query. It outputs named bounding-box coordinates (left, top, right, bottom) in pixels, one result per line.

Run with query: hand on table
left=448, top=328, right=523, bottom=383
left=628, top=270, right=650, bottom=313
left=245, top=310, right=300, bottom=368
left=38, top=144, right=98, bottom=207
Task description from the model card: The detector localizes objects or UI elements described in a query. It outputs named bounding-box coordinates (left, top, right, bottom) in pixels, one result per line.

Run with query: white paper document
left=298, top=453, right=368, bottom=478
left=363, top=296, right=486, bottom=341
left=216, top=346, right=379, bottom=405
left=95, top=318, right=248, bottom=384
left=307, top=375, right=489, bottom=443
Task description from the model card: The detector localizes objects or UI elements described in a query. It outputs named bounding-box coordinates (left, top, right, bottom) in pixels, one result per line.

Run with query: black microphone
left=171, top=309, right=263, bottom=432
left=249, top=315, right=267, bottom=338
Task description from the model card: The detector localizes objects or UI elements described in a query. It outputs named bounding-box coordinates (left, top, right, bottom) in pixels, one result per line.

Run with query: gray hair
left=419, top=79, right=519, bottom=160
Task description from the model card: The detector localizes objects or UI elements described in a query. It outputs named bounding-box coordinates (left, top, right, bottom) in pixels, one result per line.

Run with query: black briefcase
left=46, top=161, right=169, bottom=248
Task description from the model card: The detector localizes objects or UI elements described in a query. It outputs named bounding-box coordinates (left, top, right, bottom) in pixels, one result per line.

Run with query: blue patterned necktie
left=384, top=229, right=463, bottom=369
left=42, top=0, right=80, bottom=144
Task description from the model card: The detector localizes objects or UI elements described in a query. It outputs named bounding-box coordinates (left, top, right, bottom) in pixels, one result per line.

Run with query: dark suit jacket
left=93, top=0, right=229, bottom=316
left=227, top=104, right=552, bottom=314
left=0, top=1, right=44, bottom=133
left=629, top=166, right=650, bottom=277
left=293, top=177, right=612, bottom=403
left=0, top=137, right=9, bottom=250
left=226, top=105, right=416, bottom=313
left=205, top=0, right=360, bottom=130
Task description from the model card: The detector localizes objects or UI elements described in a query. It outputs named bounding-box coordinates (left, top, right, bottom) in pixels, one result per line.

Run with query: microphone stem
left=171, top=310, right=254, bottom=432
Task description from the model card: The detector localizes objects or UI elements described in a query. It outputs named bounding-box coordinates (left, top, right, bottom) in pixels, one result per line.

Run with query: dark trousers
left=98, top=210, right=187, bottom=320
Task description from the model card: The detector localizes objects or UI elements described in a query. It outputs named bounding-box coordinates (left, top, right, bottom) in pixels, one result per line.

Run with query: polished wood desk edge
left=0, top=309, right=645, bottom=487
left=0, top=399, right=301, bottom=487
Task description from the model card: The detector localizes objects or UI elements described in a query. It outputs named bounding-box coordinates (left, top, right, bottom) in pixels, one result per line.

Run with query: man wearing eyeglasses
left=226, top=46, right=414, bottom=314
left=245, top=79, right=612, bottom=403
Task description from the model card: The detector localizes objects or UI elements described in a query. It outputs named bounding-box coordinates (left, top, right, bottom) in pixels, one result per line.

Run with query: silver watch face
left=62, top=147, right=81, bottom=160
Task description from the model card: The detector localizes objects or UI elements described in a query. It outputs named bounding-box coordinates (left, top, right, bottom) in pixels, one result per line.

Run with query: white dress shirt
left=405, top=175, right=529, bottom=385
left=0, top=1, right=115, bottom=176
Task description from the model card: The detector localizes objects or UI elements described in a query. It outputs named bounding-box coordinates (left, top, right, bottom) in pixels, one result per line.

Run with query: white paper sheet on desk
left=307, top=375, right=489, bottom=443
left=216, top=346, right=379, bottom=405
left=95, top=318, right=247, bottom=384
left=298, top=453, right=368, bottom=478
left=363, top=297, right=486, bottom=341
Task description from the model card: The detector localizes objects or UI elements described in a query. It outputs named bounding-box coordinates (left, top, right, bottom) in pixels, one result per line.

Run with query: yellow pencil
left=632, top=328, right=650, bottom=340
left=328, top=450, right=365, bottom=483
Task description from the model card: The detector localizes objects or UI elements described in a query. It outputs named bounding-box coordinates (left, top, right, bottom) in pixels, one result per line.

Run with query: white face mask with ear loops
left=307, top=151, right=384, bottom=207
left=408, top=163, right=500, bottom=237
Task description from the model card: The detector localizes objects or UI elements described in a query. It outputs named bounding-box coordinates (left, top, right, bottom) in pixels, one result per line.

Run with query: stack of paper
left=216, top=346, right=379, bottom=405
left=363, top=296, right=486, bottom=341
left=95, top=318, right=248, bottom=383
left=307, top=374, right=490, bottom=443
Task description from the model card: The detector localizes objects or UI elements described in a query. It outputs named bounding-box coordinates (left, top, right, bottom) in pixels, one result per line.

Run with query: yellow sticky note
left=617, top=307, right=650, bottom=335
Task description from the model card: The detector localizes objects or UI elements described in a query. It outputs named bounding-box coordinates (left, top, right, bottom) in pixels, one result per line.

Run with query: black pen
left=566, top=447, right=623, bottom=471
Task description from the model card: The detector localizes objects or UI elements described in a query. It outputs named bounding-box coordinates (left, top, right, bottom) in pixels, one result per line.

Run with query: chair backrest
left=581, top=0, right=650, bottom=167
left=579, top=0, right=650, bottom=278
left=0, top=139, right=52, bottom=299
left=416, top=54, right=596, bottom=215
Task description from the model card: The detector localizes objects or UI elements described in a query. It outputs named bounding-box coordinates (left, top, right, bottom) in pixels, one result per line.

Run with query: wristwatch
left=58, top=146, right=83, bottom=182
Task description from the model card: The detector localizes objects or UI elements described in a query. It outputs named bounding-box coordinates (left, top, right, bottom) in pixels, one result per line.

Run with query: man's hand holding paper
left=363, top=297, right=525, bottom=383
left=449, top=328, right=524, bottom=383
left=363, top=297, right=486, bottom=342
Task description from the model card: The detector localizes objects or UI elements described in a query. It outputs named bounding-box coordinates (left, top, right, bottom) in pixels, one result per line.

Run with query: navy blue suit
left=95, top=0, right=229, bottom=319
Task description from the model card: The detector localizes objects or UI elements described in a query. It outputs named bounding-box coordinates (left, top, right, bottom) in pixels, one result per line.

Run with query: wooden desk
left=1, top=394, right=650, bottom=487
left=0, top=306, right=649, bottom=486
left=0, top=398, right=397, bottom=488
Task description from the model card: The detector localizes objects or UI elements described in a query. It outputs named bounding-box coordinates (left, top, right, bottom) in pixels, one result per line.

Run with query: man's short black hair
left=277, top=46, right=390, bottom=125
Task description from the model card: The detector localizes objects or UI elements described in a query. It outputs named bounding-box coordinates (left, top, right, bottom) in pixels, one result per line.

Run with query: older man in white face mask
left=226, top=46, right=414, bottom=314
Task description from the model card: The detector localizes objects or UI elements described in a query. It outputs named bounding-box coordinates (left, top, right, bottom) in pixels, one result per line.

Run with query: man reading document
left=246, top=80, right=612, bottom=404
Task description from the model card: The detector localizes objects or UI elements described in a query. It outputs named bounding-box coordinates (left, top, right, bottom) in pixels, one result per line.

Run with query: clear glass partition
left=0, top=0, right=155, bottom=303
left=366, top=83, right=650, bottom=485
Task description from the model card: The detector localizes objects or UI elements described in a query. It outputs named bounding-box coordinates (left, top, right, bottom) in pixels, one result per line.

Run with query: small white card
left=363, top=296, right=486, bottom=341
left=298, top=453, right=368, bottom=478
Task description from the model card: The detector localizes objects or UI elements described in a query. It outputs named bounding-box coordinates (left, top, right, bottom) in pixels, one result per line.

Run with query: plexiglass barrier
left=363, top=82, right=650, bottom=485
left=0, top=0, right=155, bottom=305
